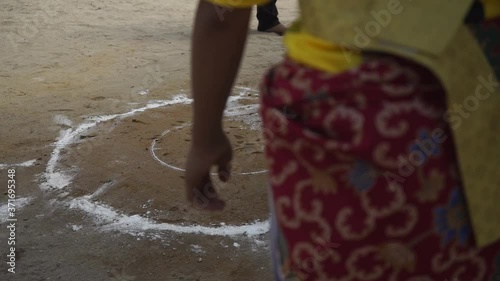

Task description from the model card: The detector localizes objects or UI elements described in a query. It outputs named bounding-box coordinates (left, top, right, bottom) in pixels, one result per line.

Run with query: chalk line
left=0, top=159, right=38, bottom=170
left=150, top=124, right=267, bottom=175
left=150, top=89, right=267, bottom=175
left=89, top=180, right=118, bottom=199
left=40, top=88, right=271, bottom=239
left=0, top=197, right=33, bottom=224
left=41, top=95, right=191, bottom=191
left=69, top=197, right=270, bottom=237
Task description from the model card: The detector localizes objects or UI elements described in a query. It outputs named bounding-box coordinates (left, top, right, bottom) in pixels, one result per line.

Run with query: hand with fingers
left=185, top=130, right=233, bottom=211
left=186, top=1, right=251, bottom=211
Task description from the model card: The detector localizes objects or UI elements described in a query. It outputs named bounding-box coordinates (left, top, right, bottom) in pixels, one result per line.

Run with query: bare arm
left=191, top=1, right=251, bottom=142
left=185, top=1, right=251, bottom=210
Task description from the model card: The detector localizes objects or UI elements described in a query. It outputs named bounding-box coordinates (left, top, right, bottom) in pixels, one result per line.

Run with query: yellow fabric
left=208, top=0, right=500, bottom=74
left=413, top=26, right=500, bottom=249
left=207, top=0, right=269, bottom=8
left=300, top=1, right=474, bottom=57
left=206, top=0, right=363, bottom=74
left=284, top=21, right=363, bottom=74
left=483, top=0, right=500, bottom=19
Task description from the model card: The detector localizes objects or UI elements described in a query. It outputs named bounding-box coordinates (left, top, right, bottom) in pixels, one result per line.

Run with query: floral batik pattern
left=261, top=56, right=500, bottom=281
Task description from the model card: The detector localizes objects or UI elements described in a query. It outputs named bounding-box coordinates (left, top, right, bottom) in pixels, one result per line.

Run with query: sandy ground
left=0, top=0, right=298, bottom=280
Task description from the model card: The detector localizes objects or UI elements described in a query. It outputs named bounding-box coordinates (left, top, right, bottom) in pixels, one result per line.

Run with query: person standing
left=186, top=0, right=500, bottom=280
left=256, top=0, right=286, bottom=35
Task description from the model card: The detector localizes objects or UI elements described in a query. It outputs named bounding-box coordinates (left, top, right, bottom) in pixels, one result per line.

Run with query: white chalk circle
left=150, top=123, right=268, bottom=176
left=151, top=87, right=268, bottom=176
left=41, top=91, right=271, bottom=239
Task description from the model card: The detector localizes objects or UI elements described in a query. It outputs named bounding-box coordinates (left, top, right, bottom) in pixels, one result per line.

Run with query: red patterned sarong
left=260, top=56, right=500, bottom=281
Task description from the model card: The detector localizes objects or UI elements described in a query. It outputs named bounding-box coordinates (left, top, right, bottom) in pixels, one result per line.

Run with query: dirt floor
left=0, top=0, right=298, bottom=280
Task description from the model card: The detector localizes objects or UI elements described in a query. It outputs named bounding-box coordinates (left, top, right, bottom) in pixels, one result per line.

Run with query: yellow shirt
left=209, top=0, right=498, bottom=74
left=483, top=0, right=500, bottom=19
left=209, top=0, right=362, bottom=73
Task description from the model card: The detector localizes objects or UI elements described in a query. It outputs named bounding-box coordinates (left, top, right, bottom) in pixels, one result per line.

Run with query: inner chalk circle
left=41, top=93, right=271, bottom=238
left=150, top=123, right=268, bottom=176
